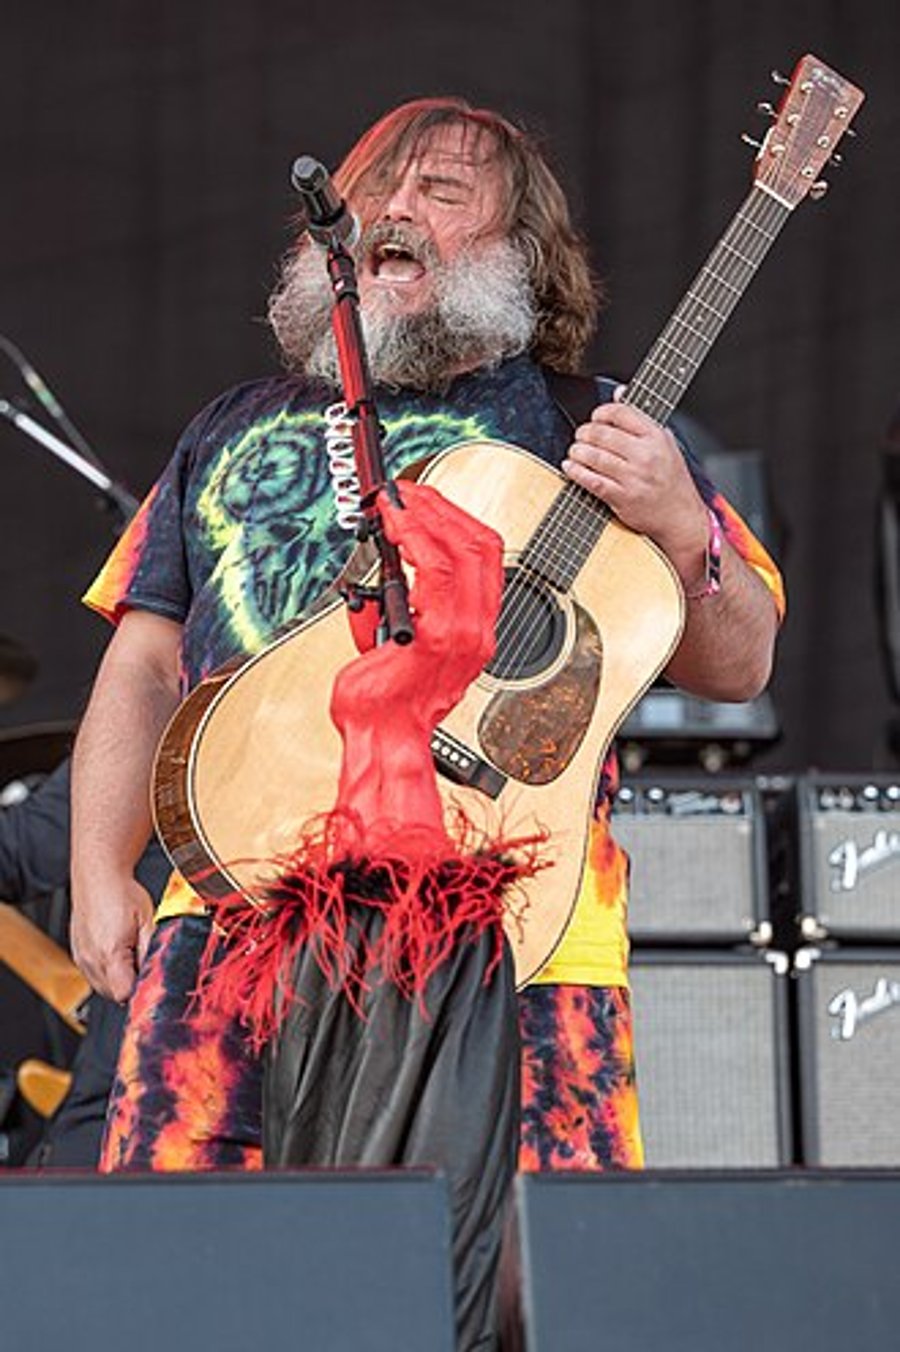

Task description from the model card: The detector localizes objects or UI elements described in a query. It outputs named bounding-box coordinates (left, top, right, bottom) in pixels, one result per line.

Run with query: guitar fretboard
left=626, top=184, right=791, bottom=423
left=521, top=183, right=793, bottom=590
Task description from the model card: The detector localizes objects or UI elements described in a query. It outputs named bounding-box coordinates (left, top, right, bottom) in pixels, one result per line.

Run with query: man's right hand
left=70, top=873, right=156, bottom=1003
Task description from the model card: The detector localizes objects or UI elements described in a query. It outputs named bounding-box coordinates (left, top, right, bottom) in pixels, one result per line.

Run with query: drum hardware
left=0, top=332, right=139, bottom=527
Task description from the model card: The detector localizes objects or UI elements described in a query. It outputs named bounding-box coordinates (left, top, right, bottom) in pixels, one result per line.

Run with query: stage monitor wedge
left=518, top=1171, right=900, bottom=1352
left=0, top=1170, right=455, bottom=1352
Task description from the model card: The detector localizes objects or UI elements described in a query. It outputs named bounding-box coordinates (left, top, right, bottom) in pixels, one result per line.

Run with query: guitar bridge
left=431, top=729, right=506, bottom=799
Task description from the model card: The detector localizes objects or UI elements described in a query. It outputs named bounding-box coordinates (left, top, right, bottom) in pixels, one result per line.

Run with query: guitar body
left=155, top=439, right=684, bottom=985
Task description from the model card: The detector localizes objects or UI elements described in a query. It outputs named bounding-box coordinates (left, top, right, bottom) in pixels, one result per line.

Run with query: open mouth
left=368, top=236, right=428, bottom=283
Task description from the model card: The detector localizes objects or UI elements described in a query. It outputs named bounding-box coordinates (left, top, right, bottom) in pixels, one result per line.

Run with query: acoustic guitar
left=154, top=55, right=863, bottom=985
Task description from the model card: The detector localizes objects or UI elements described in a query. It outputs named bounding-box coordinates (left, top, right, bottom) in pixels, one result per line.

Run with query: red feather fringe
left=194, top=808, right=549, bottom=1050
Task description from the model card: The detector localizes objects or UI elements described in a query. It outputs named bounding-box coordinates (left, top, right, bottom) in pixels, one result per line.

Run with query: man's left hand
left=562, top=399, right=708, bottom=580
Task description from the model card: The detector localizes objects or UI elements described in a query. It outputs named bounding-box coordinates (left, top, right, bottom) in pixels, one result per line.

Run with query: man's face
left=268, top=117, right=535, bottom=390
left=353, top=123, right=508, bottom=317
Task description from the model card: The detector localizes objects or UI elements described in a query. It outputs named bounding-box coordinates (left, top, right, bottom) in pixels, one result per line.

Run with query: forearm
left=664, top=538, right=779, bottom=700
left=72, top=701, right=170, bottom=888
left=71, top=613, right=182, bottom=890
left=70, top=612, right=183, bottom=999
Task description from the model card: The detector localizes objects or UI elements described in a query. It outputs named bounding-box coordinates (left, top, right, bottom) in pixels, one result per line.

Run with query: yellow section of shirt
left=154, top=818, right=631, bottom=989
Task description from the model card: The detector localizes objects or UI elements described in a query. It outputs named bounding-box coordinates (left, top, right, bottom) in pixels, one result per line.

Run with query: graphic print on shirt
left=185, top=403, right=490, bottom=677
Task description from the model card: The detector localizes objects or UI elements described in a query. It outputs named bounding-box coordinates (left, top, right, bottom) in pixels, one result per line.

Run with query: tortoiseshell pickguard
left=478, top=601, right=601, bottom=784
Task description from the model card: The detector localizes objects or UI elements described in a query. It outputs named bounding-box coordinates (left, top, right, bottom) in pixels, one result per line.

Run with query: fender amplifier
left=613, top=776, right=770, bottom=943
left=630, top=949, right=792, bottom=1167
left=795, top=946, right=900, bottom=1166
left=797, top=774, right=900, bottom=941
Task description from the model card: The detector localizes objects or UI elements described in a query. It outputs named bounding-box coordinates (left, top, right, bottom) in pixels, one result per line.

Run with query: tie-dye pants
left=100, top=914, right=643, bottom=1173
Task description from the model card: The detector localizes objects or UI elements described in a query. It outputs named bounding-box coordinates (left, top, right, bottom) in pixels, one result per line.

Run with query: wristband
left=684, top=507, right=722, bottom=600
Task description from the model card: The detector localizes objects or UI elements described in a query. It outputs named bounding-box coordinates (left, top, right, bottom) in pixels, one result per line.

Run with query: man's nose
left=380, top=174, right=418, bottom=222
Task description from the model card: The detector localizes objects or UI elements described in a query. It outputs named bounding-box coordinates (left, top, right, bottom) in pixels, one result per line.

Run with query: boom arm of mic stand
left=0, top=399, right=139, bottom=526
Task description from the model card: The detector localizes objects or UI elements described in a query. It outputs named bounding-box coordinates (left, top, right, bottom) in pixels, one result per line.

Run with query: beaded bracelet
left=685, top=506, right=723, bottom=600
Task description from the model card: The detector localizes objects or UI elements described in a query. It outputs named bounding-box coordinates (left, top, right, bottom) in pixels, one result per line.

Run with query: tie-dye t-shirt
left=85, top=355, right=784, bottom=986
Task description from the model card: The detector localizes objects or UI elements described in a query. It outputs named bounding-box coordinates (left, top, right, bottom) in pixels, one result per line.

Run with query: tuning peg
left=741, top=132, right=763, bottom=150
left=809, top=180, right=829, bottom=200
left=844, top=126, right=858, bottom=139
left=829, top=152, right=843, bottom=167
left=770, top=69, right=791, bottom=86
left=756, top=101, right=777, bottom=118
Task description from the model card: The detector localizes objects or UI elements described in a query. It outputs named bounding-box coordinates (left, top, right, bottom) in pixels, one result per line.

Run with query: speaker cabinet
left=516, top=1171, right=900, bottom=1352
left=795, top=947, right=900, bottom=1166
left=797, top=773, right=900, bottom=941
left=613, top=777, right=769, bottom=943
left=0, top=1171, right=455, bottom=1352
left=630, top=950, right=792, bottom=1167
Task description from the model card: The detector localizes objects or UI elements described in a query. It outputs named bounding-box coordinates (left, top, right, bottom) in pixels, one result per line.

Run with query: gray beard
left=267, top=236, right=536, bottom=392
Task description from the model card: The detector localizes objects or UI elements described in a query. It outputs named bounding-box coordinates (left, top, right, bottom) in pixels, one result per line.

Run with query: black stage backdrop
left=0, top=0, right=897, bottom=773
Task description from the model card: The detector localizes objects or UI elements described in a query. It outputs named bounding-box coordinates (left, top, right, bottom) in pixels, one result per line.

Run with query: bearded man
left=71, top=98, right=783, bottom=1349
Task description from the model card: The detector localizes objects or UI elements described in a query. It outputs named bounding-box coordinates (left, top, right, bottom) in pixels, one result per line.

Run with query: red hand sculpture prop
left=330, top=480, right=503, bottom=858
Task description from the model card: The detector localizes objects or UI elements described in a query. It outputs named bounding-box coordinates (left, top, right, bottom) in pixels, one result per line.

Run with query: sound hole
left=487, top=568, right=566, bottom=680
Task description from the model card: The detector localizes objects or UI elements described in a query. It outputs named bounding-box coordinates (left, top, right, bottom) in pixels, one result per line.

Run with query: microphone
left=290, top=155, right=359, bottom=249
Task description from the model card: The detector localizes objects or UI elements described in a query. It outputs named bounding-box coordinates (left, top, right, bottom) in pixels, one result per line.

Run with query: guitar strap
left=543, top=368, right=612, bottom=438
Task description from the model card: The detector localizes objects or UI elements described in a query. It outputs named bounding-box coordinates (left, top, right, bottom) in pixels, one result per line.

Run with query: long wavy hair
left=327, top=98, right=599, bottom=374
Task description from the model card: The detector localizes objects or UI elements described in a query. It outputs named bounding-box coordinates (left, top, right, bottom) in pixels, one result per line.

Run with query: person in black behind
left=0, top=759, right=168, bottom=1166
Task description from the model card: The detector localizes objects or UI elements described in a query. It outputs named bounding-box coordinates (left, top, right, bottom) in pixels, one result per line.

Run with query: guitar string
left=622, top=79, right=849, bottom=414
left=493, top=188, right=788, bottom=678
left=518, top=185, right=788, bottom=647
left=493, top=187, right=786, bottom=671
left=492, top=187, right=791, bottom=680
left=627, top=189, right=786, bottom=417
left=548, top=189, right=785, bottom=545
left=600, top=78, right=850, bottom=417
left=491, top=488, right=612, bottom=678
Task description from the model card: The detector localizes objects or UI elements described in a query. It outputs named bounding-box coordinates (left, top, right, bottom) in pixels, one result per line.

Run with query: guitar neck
left=523, top=184, right=793, bottom=590
left=623, top=183, right=792, bottom=425
left=526, top=37, right=868, bottom=589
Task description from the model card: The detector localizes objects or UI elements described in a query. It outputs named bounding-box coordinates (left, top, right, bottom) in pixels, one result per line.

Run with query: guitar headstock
left=752, top=54, right=865, bottom=208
